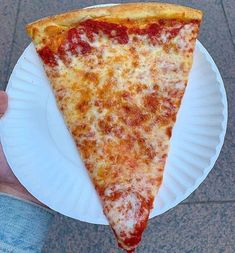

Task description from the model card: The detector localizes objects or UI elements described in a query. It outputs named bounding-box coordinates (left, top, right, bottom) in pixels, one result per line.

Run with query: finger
left=0, top=91, right=8, bottom=117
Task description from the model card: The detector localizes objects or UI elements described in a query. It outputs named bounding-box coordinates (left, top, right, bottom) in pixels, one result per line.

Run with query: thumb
left=0, top=91, right=8, bottom=117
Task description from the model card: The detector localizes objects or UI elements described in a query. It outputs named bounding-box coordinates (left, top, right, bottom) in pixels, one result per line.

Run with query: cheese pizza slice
left=26, top=3, right=202, bottom=252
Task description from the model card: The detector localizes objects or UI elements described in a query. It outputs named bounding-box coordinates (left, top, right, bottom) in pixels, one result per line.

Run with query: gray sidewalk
left=0, top=0, right=234, bottom=252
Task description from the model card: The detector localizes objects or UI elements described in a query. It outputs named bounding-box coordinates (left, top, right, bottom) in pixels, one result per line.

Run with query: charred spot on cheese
left=82, top=71, right=99, bottom=85
left=166, top=126, right=173, bottom=138
left=76, top=100, right=89, bottom=113
left=121, top=104, right=148, bottom=127
left=143, top=92, right=159, bottom=112
left=54, top=87, right=66, bottom=101
left=161, top=154, right=167, bottom=161
left=97, top=82, right=113, bottom=99
left=121, top=91, right=131, bottom=101
left=75, top=88, right=92, bottom=113
left=154, top=96, right=178, bottom=126
left=129, top=47, right=140, bottom=68
left=84, top=161, right=93, bottom=172
left=153, top=84, right=160, bottom=91
left=78, top=139, right=97, bottom=159
left=155, top=176, right=163, bottom=186
left=145, top=145, right=156, bottom=160
left=163, top=42, right=178, bottom=53
left=98, top=115, right=114, bottom=134
left=71, top=123, right=88, bottom=136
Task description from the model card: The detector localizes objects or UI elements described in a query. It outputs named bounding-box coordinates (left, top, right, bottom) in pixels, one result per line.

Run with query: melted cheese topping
left=37, top=19, right=199, bottom=252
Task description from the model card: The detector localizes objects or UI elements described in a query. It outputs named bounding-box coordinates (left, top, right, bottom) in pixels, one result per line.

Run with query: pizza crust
left=26, top=3, right=202, bottom=44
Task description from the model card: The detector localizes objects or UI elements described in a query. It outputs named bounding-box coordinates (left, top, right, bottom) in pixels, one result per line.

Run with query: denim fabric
left=0, top=193, right=55, bottom=252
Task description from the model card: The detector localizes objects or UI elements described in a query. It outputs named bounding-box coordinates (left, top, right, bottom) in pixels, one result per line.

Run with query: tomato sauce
left=129, top=23, right=162, bottom=38
left=58, top=27, right=92, bottom=60
left=38, top=19, right=190, bottom=66
left=121, top=195, right=153, bottom=251
left=37, top=46, right=57, bottom=67
left=80, top=19, right=129, bottom=44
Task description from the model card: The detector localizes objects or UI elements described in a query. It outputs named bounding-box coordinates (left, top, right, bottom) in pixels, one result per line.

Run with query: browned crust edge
left=26, top=3, right=202, bottom=44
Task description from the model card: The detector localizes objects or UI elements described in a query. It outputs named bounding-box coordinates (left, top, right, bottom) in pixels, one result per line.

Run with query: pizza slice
left=26, top=3, right=202, bottom=252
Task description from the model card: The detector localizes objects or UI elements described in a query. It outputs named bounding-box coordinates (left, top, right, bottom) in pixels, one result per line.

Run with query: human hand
left=0, top=91, right=46, bottom=206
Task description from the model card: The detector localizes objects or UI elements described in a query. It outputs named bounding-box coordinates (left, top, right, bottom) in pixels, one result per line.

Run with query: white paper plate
left=0, top=10, right=227, bottom=225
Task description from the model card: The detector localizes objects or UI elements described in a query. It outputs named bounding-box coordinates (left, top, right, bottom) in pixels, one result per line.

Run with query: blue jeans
left=0, top=193, right=54, bottom=252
